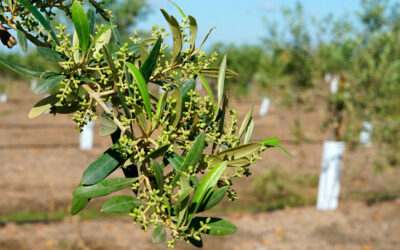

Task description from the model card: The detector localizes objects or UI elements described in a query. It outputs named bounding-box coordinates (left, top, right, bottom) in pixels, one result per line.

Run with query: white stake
left=0, top=93, right=7, bottom=103
left=259, top=97, right=270, bottom=117
left=317, top=140, right=345, bottom=210
left=80, top=117, right=94, bottom=150
left=360, top=121, right=373, bottom=147
left=324, top=73, right=332, bottom=84
left=330, top=75, right=339, bottom=94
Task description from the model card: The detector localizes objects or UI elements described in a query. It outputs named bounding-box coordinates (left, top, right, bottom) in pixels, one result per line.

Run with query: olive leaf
left=73, top=178, right=139, bottom=199
left=101, top=196, right=143, bottom=213
left=71, top=1, right=90, bottom=54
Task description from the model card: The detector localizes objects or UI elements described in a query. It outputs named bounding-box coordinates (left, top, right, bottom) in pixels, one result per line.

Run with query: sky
left=136, top=0, right=361, bottom=48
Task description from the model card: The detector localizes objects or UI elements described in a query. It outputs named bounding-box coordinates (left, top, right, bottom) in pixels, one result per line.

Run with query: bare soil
left=0, top=82, right=399, bottom=249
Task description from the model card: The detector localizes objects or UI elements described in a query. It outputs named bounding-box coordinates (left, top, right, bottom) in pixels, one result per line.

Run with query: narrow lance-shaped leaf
left=170, top=88, right=182, bottom=128
left=179, top=79, right=196, bottom=103
left=101, top=196, right=143, bottom=213
left=151, top=160, right=164, bottom=191
left=17, top=30, right=27, bottom=53
left=71, top=1, right=90, bottom=54
left=37, top=47, right=68, bottom=62
left=0, top=56, right=45, bottom=78
left=28, top=94, right=58, bottom=119
left=188, top=15, right=198, bottom=51
left=197, top=186, right=228, bottom=212
left=243, top=118, right=254, bottom=144
left=132, top=103, right=148, bottom=135
left=126, top=62, right=152, bottom=119
left=160, top=9, right=182, bottom=64
left=70, top=182, right=90, bottom=215
left=17, top=0, right=60, bottom=45
left=34, top=75, right=66, bottom=94
left=168, top=0, right=187, bottom=18
left=100, top=113, right=117, bottom=136
left=217, top=55, right=227, bottom=109
left=139, top=37, right=157, bottom=63
left=189, top=217, right=237, bottom=235
left=199, top=68, right=238, bottom=79
left=92, top=26, right=114, bottom=57
left=86, top=8, right=95, bottom=35
left=82, top=146, right=125, bottom=185
left=195, top=71, right=214, bottom=101
left=190, top=161, right=227, bottom=219
left=216, top=143, right=262, bottom=160
left=73, top=178, right=138, bottom=199
left=180, top=133, right=205, bottom=172
left=238, top=105, right=254, bottom=139
left=140, top=36, right=162, bottom=82
left=152, top=225, right=166, bottom=244
left=261, top=138, right=292, bottom=158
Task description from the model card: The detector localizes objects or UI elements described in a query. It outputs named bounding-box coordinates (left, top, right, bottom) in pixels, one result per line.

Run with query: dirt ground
left=0, top=82, right=399, bottom=249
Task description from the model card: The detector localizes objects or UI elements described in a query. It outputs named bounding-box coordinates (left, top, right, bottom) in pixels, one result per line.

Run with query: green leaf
left=0, top=56, right=45, bottom=78
left=82, top=147, right=125, bottom=185
left=216, top=143, right=262, bottom=160
left=177, top=186, right=194, bottom=207
left=144, top=144, right=169, bottom=162
left=103, top=45, right=118, bottom=82
left=168, top=0, right=187, bottom=18
left=100, top=113, right=117, bottom=136
left=179, top=79, right=195, bottom=103
left=244, top=118, right=254, bottom=144
left=152, top=225, right=166, bottom=244
left=86, top=9, right=95, bottom=35
left=238, top=105, right=254, bottom=140
left=199, top=68, right=238, bottom=79
left=37, top=47, right=68, bottom=62
left=154, top=91, right=168, bottom=122
left=101, top=196, right=143, bottom=213
left=190, top=217, right=237, bottom=235
left=17, top=30, right=27, bottom=53
left=151, top=160, right=164, bottom=190
left=140, top=36, right=162, bottom=82
left=132, top=103, right=148, bottom=134
left=261, top=140, right=292, bottom=158
left=73, top=178, right=138, bottom=199
left=161, top=9, right=182, bottom=64
left=28, top=94, right=58, bottom=119
left=34, top=75, right=66, bottom=94
left=197, top=186, right=228, bottom=213
left=217, top=55, right=227, bottom=109
left=167, top=152, right=184, bottom=170
left=188, top=15, right=198, bottom=51
left=92, top=25, right=114, bottom=57
left=70, top=196, right=90, bottom=215
left=71, top=1, right=89, bottom=54
left=169, top=88, right=182, bottom=128
left=193, top=70, right=214, bottom=102
left=72, top=31, right=80, bottom=63
left=180, top=133, right=205, bottom=172
left=126, top=62, right=152, bottom=119
left=191, top=161, right=227, bottom=217
left=188, top=235, right=203, bottom=248
left=17, top=0, right=59, bottom=45
left=139, top=37, right=157, bottom=63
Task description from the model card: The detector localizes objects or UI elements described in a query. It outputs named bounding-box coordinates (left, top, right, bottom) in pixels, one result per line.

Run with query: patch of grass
left=0, top=210, right=124, bottom=224
left=250, top=166, right=318, bottom=210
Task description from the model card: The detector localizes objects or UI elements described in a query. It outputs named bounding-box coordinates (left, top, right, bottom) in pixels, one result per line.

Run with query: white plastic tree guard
left=80, top=118, right=94, bottom=150
left=259, top=97, right=270, bottom=117
left=330, top=75, right=340, bottom=94
left=360, top=121, right=373, bottom=147
left=0, top=93, right=7, bottom=103
left=316, top=141, right=345, bottom=210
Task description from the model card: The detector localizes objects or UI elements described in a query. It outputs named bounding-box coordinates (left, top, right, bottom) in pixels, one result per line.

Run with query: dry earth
left=0, top=82, right=399, bottom=249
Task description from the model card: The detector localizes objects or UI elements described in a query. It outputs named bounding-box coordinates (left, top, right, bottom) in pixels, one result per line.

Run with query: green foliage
left=0, top=1, right=288, bottom=248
